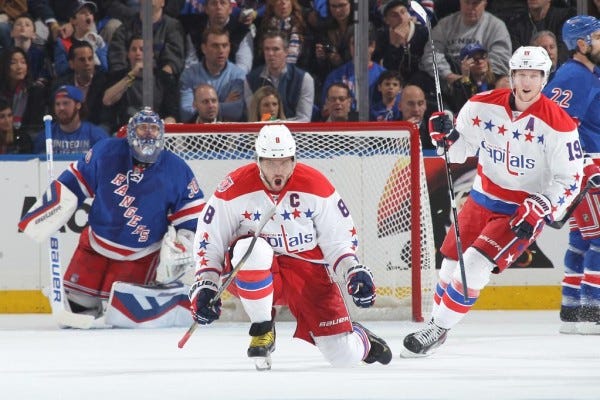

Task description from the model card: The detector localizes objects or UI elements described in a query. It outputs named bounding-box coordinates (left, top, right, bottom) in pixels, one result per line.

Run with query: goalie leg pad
left=18, top=181, right=78, bottom=242
left=105, top=281, right=193, bottom=328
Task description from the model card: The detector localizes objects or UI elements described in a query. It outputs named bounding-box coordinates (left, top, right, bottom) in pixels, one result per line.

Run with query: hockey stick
left=43, top=115, right=95, bottom=329
left=411, top=1, right=469, bottom=301
left=178, top=206, right=277, bottom=349
left=547, top=183, right=591, bottom=229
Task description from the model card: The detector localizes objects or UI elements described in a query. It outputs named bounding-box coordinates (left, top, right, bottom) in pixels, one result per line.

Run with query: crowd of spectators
left=0, top=0, right=582, bottom=154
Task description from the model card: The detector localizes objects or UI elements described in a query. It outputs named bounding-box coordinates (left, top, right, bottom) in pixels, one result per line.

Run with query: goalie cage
left=165, top=121, right=435, bottom=322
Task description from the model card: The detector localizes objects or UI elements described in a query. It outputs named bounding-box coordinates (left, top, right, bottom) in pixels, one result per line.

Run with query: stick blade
left=55, top=310, right=97, bottom=329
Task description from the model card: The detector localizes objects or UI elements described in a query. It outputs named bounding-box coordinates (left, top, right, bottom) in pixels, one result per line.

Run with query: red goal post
left=164, top=121, right=435, bottom=322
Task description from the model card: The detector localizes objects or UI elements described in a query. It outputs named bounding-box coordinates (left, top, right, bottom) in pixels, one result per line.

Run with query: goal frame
left=164, top=121, right=429, bottom=322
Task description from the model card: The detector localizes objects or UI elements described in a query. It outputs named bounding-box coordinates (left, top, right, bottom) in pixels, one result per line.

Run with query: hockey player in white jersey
left=401, top=46, right=584, bottom=357
left=189, top=124, right=392, bottom=370
left=19, top=107, right=205, bottom=326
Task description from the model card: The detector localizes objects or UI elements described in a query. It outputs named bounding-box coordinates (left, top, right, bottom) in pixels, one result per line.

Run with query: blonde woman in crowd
left=247, top=85, right=287, bottom=122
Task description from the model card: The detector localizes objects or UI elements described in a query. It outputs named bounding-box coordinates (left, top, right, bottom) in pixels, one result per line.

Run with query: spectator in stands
left=508, top=0, right=575, bottom=66
left=109, top=0, right=184, bottom=79
left=244, top=30, right=314, bottom=122
left=0, top=96, right=32, bottom=154
left=192, top=83, right=220, bottom=123
left=313, top=0, right=354, bottom=91
left=445, top=43, right=501, bottom=113
left=103, top=36, right=179, bottom=132
left=322, top=82, right=353, bottom=122
left=34, top=85, right=109, bottom=154
left=0, top=0, right=26, bottom=55
left=9, top=14, right=52, bottom=88
left=247, top=85, right=287, bottom=121
left=257, top=0, right=313, bottom=70
left=398, top=84, right=433, bottom=149
left=530, top=30, right=559, bottom=82
left=370, top=70, right=403, bottom=121
left=54, top=1, right=108, bottom=77
left=0, top=47, right=46, bottom=139
left=179, top=28, right=246, bottom=122
left=420, top=0, right=512, bottom=90
left=372, top=0, right=428, bottom=84
left=180, top=0, right=253, bottom=73
left=52, top=41, right=109, bottom=131
left=320, top=28, right=384, bottom=114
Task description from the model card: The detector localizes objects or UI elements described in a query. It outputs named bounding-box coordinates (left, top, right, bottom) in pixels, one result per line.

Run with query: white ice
left=1, top=311, right=598, bottom=400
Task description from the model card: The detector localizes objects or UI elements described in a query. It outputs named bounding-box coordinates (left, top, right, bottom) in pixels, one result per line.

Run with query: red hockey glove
left=428, top=110, right=458, bottom=148
left=509, top=193, right=552, bottom=239
left=189, top=279, right=221, bottom=325
left=346, top=264, right=376, bottom=308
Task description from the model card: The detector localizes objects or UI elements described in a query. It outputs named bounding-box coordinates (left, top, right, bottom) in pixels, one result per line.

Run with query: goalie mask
left=127, top=107, right=165, bottom=164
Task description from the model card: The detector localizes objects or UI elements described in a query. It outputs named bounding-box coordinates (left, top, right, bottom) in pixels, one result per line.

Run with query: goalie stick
left=546, top=182, right=591, bottom=229
left=178, top=205, right=277, bottom=349
left=42, top=115, right=95, bottom=329
left=411, top=1, right=469, bottom=301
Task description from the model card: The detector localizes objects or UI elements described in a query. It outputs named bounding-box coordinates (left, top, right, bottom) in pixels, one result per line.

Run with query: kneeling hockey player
left=188, top=124, right=392, bottom=370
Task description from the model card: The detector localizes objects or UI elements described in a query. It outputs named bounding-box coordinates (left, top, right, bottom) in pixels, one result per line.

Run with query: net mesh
left=165, top=123, right=435, bottom=321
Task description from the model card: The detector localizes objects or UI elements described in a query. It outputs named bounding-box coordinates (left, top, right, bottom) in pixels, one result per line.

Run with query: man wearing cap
left=446, top=42, right=500, bottom=112
left=54, top=0, right=108, bottom=77
left=33, top=85, right=109, bottom=154
left=420, top=0, right=511, bottom=88
left=372, top=0, right=429, bottom=83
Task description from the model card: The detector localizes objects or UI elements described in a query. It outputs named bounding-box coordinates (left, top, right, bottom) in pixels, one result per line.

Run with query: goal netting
left=164, top=121, right=435, bottom=322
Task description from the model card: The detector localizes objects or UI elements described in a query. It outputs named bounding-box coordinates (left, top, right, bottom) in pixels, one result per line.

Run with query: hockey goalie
left=18, top=107, right=205, bottom=328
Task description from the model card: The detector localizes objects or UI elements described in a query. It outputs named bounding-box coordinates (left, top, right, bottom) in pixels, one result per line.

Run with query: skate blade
left=577, top=322, right=600, bottom=335
left=252, top=356, right=272, bottom=371
left=558, top=322, right=579, bottom=335
left=399, top=346, right=431, bottom=359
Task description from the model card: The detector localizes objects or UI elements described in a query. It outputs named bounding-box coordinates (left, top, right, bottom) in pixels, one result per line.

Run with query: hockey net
left=164, top=121, right=435, bottom=322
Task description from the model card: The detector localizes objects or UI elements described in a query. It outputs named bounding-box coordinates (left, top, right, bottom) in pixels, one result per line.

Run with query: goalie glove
left=345, top=264, right=376, bottom=308
left=189, top=279, right=221, bottom=325
left=428, top=110, right=459, bottom=149
left=156, top=227, right=194, bottom=284
left=509, top=193, right=552, bottom=240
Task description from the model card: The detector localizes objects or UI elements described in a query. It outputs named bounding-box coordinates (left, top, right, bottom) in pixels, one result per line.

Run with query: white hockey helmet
left=255, top=124, right=296, bottom=159
left=127, top=107, right=165, bottom=164
left=509, top=46, right=553, bottom=86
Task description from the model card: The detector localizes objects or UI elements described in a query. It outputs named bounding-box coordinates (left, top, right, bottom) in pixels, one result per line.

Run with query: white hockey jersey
left=448, top=88, right=583, bottom=219
left=194, top=162, right=359, bottom=278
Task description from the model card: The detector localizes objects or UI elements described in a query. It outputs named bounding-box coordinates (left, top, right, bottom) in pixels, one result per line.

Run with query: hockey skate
left=400, top=319, right=449, bottom=358
left=577, top=306, right=600, bottom=335
left=559, top=305, right=580, bottom=334
left=353, top=322, right=392, bottom=365
left=247, top=320, right=276, bottom=371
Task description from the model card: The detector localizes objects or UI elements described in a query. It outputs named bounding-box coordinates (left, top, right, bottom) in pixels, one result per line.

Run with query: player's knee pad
left=565, top=246, right=585, bottom=275
left=453, top=248, right=493, bottom=290
left=313, top=332, right=360, bottom=367
left=230, top=237, right=273, bottom=272
left=439, top=258, right=457, bottom=284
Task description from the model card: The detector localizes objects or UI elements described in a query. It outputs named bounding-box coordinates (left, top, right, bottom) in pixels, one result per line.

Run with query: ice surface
left=1, top=311, right=598, bottom=400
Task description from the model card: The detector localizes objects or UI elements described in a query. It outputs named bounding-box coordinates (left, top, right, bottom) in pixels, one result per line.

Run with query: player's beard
left=586, top=48, right=600, bottom=65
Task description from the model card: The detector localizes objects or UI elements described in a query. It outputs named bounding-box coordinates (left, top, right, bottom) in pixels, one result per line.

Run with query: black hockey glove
left=346, top=265, right=376, bottom=308
left=189, top=280, right=221, bottom=325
